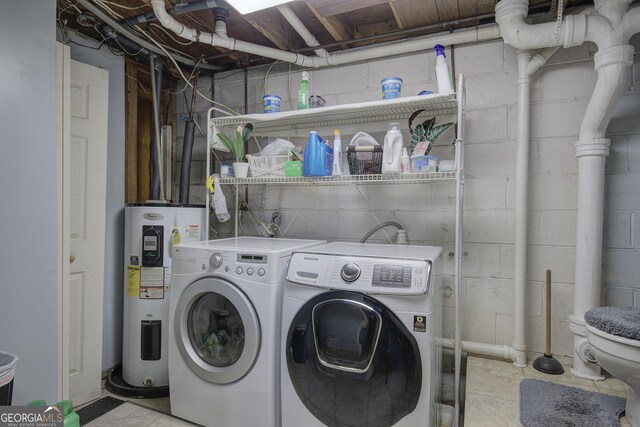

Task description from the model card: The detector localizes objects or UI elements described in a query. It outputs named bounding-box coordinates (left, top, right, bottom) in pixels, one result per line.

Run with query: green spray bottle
left=297, top=71, right=310, bottom=110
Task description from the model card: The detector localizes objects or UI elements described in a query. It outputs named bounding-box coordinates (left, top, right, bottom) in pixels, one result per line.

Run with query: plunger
left=533, top=269, right=565, bottom=375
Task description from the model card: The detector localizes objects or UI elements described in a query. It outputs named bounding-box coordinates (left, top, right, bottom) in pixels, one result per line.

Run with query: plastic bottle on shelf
left=303, top=131, right=333, bottom=176
left=434, top=44, right=453, bottom=94
left=332, top=130, right=342, bottom=176
left=382, top=123, right=403, bottom=174
left=297, top=71, right=310, bottom=110
left=401, top=147, right=410, bottom=174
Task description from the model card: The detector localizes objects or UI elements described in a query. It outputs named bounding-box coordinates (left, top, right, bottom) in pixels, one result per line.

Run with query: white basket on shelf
left=246, top=154, right=291, bottom=178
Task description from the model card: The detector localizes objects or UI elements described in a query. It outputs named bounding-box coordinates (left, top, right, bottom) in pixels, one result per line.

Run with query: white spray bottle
left=382, top=122, right=403, bottom=174
left=434, top=44, right=453, bottom=94
left=332, top=129, right=342, bottom=176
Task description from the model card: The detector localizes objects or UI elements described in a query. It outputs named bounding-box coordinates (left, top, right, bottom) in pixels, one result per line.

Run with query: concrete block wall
left=177, top=37, right=640, bottom=360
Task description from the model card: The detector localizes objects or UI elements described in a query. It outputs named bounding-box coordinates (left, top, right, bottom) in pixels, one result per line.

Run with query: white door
left=67, top=59, right=109, bottom=405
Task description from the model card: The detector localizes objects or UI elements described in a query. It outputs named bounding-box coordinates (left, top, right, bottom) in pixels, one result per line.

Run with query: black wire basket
left=347, top=146, right=383, bottom=175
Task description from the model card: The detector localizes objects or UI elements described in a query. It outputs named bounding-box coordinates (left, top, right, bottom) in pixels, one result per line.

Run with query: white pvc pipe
left=512, top=49, right=532, bottom=368
left=439, top=338, right=515, bottom=361
left=277, top=4, right=328, bottom=58
left=571, top=44, right=633, bottom=379
left=624, top=4, right=640, bottom=38
left=328, top=26, right=501, bottom=66
left=151, top=0, right=501, bottom=69
left=496, top=0, right=638, bottom=380
left=496, top=0, right=576, bottom=49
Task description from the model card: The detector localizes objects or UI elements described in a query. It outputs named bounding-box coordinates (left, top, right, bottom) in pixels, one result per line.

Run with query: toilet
left=585, top=307, right=640, bottom=427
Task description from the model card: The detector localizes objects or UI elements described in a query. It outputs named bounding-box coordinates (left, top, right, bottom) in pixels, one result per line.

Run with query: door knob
left=70, top=255, right=76, bottom=263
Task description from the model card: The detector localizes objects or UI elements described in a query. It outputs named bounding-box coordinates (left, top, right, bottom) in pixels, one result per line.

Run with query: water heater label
left=140, top=267, right=164, bottom=299
left=185, top=224, right=200, bottom=238
left=127, top=266, right=140, bottom=297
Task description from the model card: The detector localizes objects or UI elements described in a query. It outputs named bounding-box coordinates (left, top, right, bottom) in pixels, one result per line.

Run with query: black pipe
left=120, top=0, right=225, bottom=27
left=179, top=120, right=196, bottom=204
left=101, top=24, right=148, bottom=55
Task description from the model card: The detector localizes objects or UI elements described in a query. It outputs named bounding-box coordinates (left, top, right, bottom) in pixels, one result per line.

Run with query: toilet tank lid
left=585, top=307, right=640, bottom=341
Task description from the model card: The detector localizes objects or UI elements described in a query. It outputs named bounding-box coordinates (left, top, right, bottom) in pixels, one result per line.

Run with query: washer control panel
left=287, top=253, right=432, bottom=295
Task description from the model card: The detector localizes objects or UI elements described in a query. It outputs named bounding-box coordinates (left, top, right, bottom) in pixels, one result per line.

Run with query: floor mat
left=520, top=378, right=626, bottom=427
left=76, top=396, right=126, bottom=425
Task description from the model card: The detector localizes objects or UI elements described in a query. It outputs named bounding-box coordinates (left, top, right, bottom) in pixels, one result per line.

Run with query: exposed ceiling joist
left=305, top=0, right=352, bottom=43
left=307, top=0, right=391, bottom=17
left=389, top=0, right=440, bottom=29
left=242, top=9, right=302, bottom=51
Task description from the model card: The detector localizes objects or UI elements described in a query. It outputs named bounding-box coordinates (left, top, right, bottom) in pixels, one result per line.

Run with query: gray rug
left=520, top=379, right=626, bottom=427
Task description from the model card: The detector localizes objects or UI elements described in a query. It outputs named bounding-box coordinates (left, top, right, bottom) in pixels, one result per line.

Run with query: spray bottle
left=332, top=130, right=342, bottom=176
left=297, top=71, right=310, bottom=110
left=401, top=147, right=410, bottom=174
left=434, top=44, right=453, bottom=94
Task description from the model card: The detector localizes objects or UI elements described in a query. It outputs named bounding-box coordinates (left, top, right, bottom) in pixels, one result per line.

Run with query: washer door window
left=287, top=291, right=421, bottom=427
left=175, top=277, right=260, bottom=384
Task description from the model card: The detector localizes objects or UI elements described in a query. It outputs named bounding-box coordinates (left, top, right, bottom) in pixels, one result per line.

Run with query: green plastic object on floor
left=26, top=399, right=79, bottom=427
left=55, top=400, right=80, bottom=427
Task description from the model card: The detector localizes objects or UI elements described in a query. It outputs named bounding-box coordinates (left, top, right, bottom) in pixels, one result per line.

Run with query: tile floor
left=464, top=355, right=631, bottom=427
left=83, top=358, right=632, bottom=426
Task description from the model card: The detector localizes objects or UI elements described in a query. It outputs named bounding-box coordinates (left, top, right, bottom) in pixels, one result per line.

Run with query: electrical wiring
left=263, top=60, right=281, bottom=95
left=70, top=0, right=238, bottom=116
left=98, top=0, right=147, bottom=11
left=125, top=73, right=150, bottom=93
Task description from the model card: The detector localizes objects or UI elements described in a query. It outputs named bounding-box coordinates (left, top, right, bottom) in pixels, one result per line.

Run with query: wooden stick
left=546, top=269, right=552, bottom=355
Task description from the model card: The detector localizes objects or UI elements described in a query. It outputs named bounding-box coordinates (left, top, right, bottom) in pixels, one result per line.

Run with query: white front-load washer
left=169, top=237, right=325, bottom=427
left=281, top=242, right=443, bottom=427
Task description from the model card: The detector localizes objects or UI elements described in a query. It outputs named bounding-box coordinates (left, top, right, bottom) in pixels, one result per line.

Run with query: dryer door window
left=187, top=293, right=245, bottom=367
left=286, top=291, right=421, bottom=427
left=175, top=277, right=260, bottom=384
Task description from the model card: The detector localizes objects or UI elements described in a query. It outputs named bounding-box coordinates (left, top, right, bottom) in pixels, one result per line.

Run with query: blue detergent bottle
left=303, top=131, right=333, bottom=176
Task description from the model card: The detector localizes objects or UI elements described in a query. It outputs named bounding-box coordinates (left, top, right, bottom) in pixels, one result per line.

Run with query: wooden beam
left=388, top=0, right=440, bottom=29
left=435, top=0, right=460, bottom=22
left=307, top=0, right=390, bottom=16
left=305, top=0, right=352, bottom=42
left=125, top=59, right=139, bottom=204
left=242, top=9, right=300, bottom=51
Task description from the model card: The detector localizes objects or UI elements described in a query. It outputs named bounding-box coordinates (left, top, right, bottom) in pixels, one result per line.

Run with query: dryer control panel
left=287, top=253, right=432, bottom=295
left=173, top=246, right=280, bottom=284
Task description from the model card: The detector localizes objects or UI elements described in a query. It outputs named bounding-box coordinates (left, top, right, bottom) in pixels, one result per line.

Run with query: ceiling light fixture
left=224, top=0, right=297, bottom=15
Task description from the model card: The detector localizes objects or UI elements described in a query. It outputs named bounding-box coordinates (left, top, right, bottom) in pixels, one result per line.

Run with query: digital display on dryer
left=372, top=264, right=412, bottom=288
left=237, top=254, right=267, bottom=264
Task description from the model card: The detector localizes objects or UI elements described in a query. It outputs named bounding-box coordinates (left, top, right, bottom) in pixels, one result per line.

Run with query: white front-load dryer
left=281, top=242, right=443, bottom=427
left=169, top=237, right=325, bottom=427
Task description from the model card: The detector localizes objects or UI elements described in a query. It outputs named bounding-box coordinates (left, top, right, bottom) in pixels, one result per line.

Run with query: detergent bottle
left=303, top=131, right=333, bottom=176
left=382, top=123, right=403, bottom=174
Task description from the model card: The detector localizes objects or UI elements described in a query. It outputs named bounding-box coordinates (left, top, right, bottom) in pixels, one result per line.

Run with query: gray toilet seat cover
left=585, top=306, right=640, bottom=341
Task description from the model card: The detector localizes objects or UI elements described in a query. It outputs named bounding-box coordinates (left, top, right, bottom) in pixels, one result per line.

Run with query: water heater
left=121, top=203, right=205, bottom=392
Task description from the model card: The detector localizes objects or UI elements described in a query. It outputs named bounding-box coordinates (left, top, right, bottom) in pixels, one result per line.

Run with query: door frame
left=56, top=41, right=71, bottom=401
